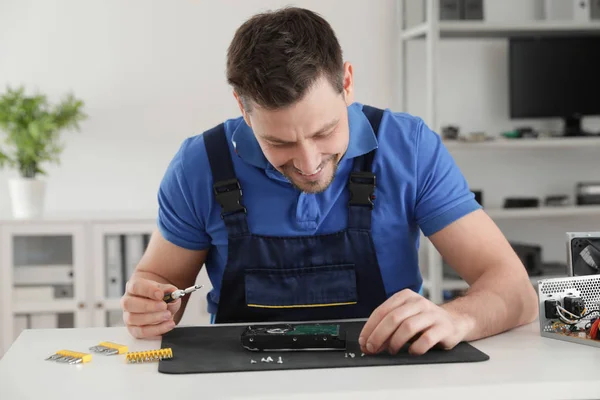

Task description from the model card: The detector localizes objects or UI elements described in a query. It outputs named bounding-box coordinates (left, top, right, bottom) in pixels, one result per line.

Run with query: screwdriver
left=163, top=285, right=204, bottom=303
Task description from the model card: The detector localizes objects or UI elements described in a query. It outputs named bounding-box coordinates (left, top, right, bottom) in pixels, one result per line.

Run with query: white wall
left=0, top=0, right=398, bottom=215
left=1, top=0, right=598, bottom=265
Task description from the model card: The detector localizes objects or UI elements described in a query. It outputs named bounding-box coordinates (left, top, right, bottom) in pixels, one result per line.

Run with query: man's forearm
left=132, top=270, right=190, bottom=324
left=441, top=266, right=539, bottom=342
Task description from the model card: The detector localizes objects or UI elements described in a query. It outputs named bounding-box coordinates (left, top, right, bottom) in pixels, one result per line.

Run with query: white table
left=1, top=321, right=599, bottom=400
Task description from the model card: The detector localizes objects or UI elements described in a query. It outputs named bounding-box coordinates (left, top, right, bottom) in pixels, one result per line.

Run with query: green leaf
left=0, top=85, right=86, bottom=178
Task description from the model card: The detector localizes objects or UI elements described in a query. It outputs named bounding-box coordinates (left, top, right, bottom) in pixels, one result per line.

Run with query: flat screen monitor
left=509, top=35, right=600, bottom=136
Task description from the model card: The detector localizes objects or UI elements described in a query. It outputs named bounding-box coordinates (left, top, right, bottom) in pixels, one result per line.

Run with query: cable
left=557, top=305, right=581, bottom=319
left=555, top=305, right=600, bottom=322
left=578, top=309, right=600, bottom=319
left=556, top=307, right=578, bottom=324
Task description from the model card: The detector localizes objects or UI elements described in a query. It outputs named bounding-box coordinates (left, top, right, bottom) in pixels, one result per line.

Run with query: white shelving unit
left=398, top=0, right=600, bottom=304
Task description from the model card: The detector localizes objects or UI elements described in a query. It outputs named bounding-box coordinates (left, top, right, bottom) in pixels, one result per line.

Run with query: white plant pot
left=8, top=178, right=46, bottom=219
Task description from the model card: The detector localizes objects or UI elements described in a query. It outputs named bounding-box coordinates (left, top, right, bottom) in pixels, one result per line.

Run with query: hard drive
left=240, top=323, right=346, bottom=352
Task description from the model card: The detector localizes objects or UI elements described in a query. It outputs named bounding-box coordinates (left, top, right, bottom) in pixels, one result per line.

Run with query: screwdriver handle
left=163, top=290, right=182, bottom=303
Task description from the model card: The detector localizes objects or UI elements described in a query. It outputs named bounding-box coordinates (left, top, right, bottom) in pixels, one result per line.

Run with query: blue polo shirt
left=157, top=102, right=480, bottom=314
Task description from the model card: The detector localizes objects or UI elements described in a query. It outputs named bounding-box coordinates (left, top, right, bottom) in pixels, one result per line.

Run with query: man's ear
left=342, top=62, right=355, bottom=106
left=233, top=91, right=252, bottom=127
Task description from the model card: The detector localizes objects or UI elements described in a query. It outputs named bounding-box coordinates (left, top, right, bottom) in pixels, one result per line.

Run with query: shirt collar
left=231, top=102, right=378, bottom=170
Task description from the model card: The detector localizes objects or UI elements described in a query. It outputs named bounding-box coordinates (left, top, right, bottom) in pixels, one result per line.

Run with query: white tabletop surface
left=1, top=320, right=599, bottom=400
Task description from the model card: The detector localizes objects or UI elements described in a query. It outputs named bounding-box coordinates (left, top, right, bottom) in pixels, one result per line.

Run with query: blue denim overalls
left=204, top=106, right=388, bottom=324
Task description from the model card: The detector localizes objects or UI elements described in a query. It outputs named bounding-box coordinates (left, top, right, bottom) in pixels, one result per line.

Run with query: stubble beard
left=281, top=156, right=339, bottom=194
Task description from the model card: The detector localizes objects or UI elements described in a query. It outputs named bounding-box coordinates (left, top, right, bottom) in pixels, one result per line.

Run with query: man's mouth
left=296, top=165, right=323, bottom=177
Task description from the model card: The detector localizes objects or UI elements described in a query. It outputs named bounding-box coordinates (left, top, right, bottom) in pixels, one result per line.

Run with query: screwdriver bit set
left=125, top=348, right=173, bottom=363
left=46, top=350, right=93, bottom=364
left=45, top=341, right=173, bottom=365
left=89, top=341, right=129, bottom=355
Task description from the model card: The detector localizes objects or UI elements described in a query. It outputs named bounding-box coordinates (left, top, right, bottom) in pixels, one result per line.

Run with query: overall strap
left=348, top=105, right=384, bottom=230
left=203, top=124, right=249, bottom=236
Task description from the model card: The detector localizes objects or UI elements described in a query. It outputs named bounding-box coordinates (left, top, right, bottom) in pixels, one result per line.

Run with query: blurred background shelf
left=443, top=137, right=600, bottom=150
left=485, top=205, right=600, bottom=219
left=402, top=20, right=600, bottom=40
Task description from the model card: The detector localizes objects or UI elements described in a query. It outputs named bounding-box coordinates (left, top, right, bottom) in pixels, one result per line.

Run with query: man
left=121, top=6, right=538, bottom=356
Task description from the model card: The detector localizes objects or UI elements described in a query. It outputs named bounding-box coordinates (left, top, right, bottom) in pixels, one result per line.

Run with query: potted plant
left=0, top=86, right=86, bottom=218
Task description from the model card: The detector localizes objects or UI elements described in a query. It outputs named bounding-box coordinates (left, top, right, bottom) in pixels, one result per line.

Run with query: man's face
left=237, top=64, right=354, bottom=194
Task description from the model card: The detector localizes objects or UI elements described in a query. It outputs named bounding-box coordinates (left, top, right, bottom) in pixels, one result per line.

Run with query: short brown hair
left=226, top=7, right=344, bottom=111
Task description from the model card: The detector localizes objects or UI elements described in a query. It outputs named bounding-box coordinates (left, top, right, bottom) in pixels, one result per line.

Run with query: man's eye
left=269, top=142, right=292, bottom=148
left=316, top=131, right=334, bottom=139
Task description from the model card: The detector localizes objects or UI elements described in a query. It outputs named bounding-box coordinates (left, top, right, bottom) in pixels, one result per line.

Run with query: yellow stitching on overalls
left=247, top=301, right=357, bottom=309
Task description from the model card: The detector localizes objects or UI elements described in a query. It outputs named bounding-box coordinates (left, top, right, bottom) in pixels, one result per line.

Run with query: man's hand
left=358, top=289, right=473, bottom=356
left=121, top=277, right=180, bottom=339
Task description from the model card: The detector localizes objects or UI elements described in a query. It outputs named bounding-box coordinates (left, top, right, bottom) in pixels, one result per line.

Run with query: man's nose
left=293, top=141, right=320, bottom=174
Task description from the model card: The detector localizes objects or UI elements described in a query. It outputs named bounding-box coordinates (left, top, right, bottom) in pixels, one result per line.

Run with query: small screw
left=277, top=357, right=283, bottom=364
left=250, top=359, right=257, bottom=364
left=350, top=353, right=355, bottom=358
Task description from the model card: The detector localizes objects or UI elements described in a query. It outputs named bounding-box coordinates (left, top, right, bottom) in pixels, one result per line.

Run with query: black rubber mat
left=158, top=321, right=489, bottom=374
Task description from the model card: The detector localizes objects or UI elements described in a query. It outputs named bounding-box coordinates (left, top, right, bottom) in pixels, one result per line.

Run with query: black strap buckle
left=348, top=172, right=376, bottom=209
left=213, top=179, right=247, bottom=218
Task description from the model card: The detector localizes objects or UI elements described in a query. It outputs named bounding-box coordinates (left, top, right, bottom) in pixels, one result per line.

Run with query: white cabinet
left=0, top=215, right=158, bottom=357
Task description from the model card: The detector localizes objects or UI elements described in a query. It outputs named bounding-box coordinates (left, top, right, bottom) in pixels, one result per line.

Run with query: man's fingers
left=408, top=324, right=448, bottom=356
left=127, top=319, right=176, bottom=339
left=121, top=294, right=167, bottom=313
left=126, top=278, right=163, bottom=300
left=359, top=289, right=417, bottom=346
left=166, top=299, right=181, bottom=315
left=126, top=278, right=178, bottom=301
left=362, top=299, right=423, bottom=354
left=123, top=310, right=173, bottom=326
left=387, top=313, right=435, bottom=355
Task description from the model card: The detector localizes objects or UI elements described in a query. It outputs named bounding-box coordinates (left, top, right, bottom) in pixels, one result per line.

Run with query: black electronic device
left=564, top=296, right=586, bottom=316
left=568, top=233, right=600, bottom=276
left=511, top=242, right=543, bottom=276
left=442, top=125, right=460, bottom=140
left=545, top=195, right=569, bottom=207
left=471, top=190, right=483, bottom=207
left=544, top=299, right=559, bottom=319
left=504, top=197, right=539, bottom=208
left=576, top=182, right=600, bottom=206
left=240, top=323, right=346, bottom=352
left=509, top=36, right=600, bottom=137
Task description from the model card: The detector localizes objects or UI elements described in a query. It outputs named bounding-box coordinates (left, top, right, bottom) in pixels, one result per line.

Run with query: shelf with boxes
left=0, top=213, right=157, bottom=357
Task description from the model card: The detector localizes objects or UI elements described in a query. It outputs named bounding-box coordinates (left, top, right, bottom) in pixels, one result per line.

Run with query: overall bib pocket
left=245, top=264, right=358, bottom=309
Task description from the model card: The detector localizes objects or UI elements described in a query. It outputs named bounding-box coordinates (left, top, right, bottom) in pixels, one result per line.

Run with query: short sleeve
left=157, top=140, right=211, bottom=250
left=414, top=121, right=481, bottom=236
